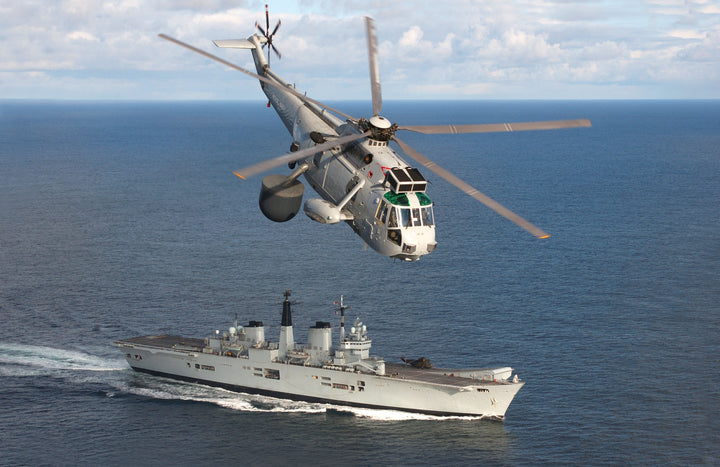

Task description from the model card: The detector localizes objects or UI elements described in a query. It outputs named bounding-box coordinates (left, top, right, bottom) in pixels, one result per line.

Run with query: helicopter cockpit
left=375, top=168, right=437, bottom=257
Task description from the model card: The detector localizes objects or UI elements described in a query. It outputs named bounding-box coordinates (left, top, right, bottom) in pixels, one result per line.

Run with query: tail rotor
left=256, top=4, right=282, bottom=65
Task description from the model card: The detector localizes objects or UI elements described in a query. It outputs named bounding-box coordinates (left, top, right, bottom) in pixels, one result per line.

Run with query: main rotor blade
left=393, top=136, right=550, bottom=239
left=158, top=34, right=357, bottom=122
left=399, top=119, right=591, bottom=135
left=234, top=131, right=371, bottom=179
left=365, top=17, right=382, bottom=116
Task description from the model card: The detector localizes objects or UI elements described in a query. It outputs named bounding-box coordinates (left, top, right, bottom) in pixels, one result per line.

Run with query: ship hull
left=117, top=337, right=523, bottom=419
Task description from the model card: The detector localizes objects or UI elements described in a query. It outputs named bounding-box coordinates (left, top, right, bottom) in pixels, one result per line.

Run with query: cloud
left=0, top=0, right=718, bottom=99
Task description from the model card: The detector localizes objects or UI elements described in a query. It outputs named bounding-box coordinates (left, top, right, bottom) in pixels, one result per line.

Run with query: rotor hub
left=360, top=116, right=398, bottom=141
left=369, top=115, right=392, bottom=129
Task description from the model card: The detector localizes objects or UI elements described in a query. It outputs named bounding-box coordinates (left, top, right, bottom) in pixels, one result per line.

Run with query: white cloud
left=0, top=0, right=718, bottom=99
left=67, top=31, right=99, bottom=41
left=399, top=26, right=423, bottom=48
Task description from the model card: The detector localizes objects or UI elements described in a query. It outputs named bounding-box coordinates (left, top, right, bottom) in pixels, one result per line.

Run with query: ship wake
left=0, top=342, right=126, bottom=377
left=121, top=374, right=487, bottom=421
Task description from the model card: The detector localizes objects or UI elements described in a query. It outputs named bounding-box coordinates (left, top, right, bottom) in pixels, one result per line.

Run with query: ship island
left=115, top=290, right=523, bottom=419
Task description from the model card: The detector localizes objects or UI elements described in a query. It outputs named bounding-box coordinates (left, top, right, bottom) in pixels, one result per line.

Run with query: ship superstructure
left=115, top=291, right=523, bottom=419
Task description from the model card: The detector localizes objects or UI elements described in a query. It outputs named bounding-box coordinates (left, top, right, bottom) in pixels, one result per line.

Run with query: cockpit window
left=381, top=191, right=434, bottom=229
left=387, top=207, right=398, bottom=228
left=391, top=206, right=435, bottom=228
left=411, top=208, right=422, bottom=227
left=416, top=192, right=432, bottom=206
left=401, top=208, right=412, bottom=227
left=421, top=207, right=434, bottom=226
left=384, top=192, right=410, bottom=206
left=376, top=201, right=389, bottom=224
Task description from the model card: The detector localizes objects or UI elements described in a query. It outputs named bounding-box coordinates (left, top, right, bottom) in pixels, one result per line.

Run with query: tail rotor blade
left=365, top=17, right=382, bottom=116
left=393, top=136, right=550, bottom=239
left=265, top=4, right=270, bottom=34
left=256, top=21, right=267, bottom=37
left=271, top=20, right=281, bottom=37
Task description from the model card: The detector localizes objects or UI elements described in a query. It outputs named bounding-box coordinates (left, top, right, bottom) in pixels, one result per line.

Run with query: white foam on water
left=0, top=342, right=127, bottom=376
left=326, top=405, right=486, bottom=421
left=123, top=379, right=329, bottom=413
left=117, top=374, right=485, bottom=420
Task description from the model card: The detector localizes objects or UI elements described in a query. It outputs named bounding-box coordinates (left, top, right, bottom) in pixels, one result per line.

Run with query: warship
left=115, top=291, right=524, bottom=419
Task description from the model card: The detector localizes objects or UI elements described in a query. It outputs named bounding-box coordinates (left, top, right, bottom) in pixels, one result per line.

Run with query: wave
left=0, top=342, right=127, bottom=376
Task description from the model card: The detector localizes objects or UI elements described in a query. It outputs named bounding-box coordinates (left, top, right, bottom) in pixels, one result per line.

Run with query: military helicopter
left=160, top=9, right=590, bottom=261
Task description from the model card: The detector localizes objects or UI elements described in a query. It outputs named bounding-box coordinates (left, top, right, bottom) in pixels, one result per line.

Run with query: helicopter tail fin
left=213, top=39, right=256, bottom=49
left=214, top=35, right=269, bottom=76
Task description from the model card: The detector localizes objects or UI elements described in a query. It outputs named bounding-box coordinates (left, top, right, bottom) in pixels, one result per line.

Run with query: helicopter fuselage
left=245, top=35, right=436, bottom=261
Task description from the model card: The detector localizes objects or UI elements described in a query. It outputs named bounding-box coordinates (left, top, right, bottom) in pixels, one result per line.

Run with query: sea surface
left=1, top=99, right=718, bottom=465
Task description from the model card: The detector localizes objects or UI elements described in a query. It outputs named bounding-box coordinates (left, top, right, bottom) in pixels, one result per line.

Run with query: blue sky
left=2, top=1, right=719, bottom=101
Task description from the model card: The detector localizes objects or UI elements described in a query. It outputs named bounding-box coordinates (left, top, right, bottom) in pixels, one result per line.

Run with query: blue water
left=1, top=100, right=718, bottom=465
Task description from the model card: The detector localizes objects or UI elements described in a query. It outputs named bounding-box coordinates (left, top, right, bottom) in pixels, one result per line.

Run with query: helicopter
left=160, top=9, right=590, bottom=261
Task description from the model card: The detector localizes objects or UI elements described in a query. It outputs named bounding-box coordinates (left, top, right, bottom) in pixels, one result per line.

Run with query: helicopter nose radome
left=400, top=228, right=436, bottom=258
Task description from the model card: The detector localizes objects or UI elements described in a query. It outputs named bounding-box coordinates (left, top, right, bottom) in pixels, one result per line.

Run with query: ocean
left=1, top=99, right=718, bottom=465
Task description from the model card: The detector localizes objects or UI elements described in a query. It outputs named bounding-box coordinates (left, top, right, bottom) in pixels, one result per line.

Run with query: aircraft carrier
left=115, top=291, right=523, bottom=419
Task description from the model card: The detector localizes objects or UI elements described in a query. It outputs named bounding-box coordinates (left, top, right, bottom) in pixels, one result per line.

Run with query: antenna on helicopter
left=256, top=4, right=281, bottom=66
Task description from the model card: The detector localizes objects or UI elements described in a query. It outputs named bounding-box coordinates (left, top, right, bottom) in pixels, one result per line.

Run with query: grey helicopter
left=160, top=8, right=590, bottom=261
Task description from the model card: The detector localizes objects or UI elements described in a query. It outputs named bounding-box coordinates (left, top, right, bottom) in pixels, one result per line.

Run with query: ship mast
left=337, top=295, right=350, bottom=341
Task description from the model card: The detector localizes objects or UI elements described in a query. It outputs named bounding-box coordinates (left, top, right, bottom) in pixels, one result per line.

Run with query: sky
left=2, top=0, right=719, bottom=101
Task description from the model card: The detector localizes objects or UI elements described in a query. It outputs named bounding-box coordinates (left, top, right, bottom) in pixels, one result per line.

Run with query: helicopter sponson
left=258, top=173, right=304, bottom=222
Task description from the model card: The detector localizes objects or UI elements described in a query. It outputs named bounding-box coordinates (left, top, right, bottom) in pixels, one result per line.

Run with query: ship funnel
left=245, top=320, right=265, bottom=344
left=307, top=321, right=332, bottom=365
left=279, top=289, right=294, bottom=358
